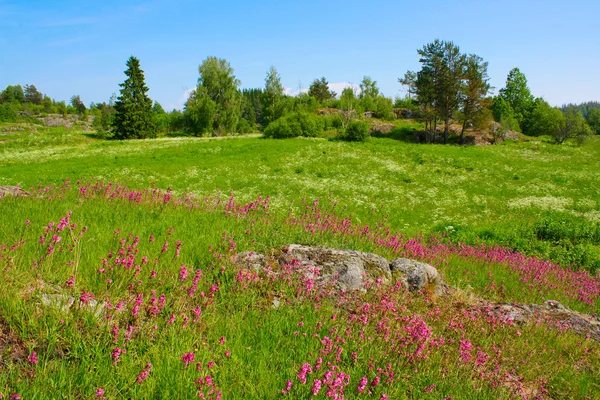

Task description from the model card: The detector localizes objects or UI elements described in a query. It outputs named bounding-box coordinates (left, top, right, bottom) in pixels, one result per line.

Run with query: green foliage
left=308, top=77, right=335, bottom=103
left=374, top=96, right=394, bottom=120
left=241, top=88, right=264, bottom=128
left=152, top=101, right=166, bottom=114
left=236, top=117, right=254, bottom=134
left=339, top=87, right=360, bottom=127
left=341, top=120, right=369, bottom=142
left=263, top=66, right=285, bottom=126
left=184, top=87, right=217, bottom=136
left=56, top=101, right=67, bottom=116
left=113, top=56, right=156, bottom=140
left=263, top=111, right=323, bottom=138
left=393, top=96, right=418, bottom=111
left=0, top=102, right=19, bottom=122
left=24, top=84, right=43, bottom=105
left=187, top=56, right=242, bottom=135
left=414, top=39, right=467, bottom=143
left=499, top=68, right=534, bottom=127
left=522, top=98, right=563, bottom=136
left=398, top=71, right=417, bottom=100
left=552, top=109, right=592, bottom=144
left=168, top=109, right=186, bottom=132
left=491, top=96, right=519, bottom=132
left=0, top=84, right=25, bottom=104
left=587, top=108, right=600, bottom=134
left=70, top=95, right=87, bottom=115
left=459, top=54, right=492, bottom=143
left=359, top=76, right=379, bottom=99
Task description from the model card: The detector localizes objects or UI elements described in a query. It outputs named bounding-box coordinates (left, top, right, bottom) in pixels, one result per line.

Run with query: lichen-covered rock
left=481, top=300, right=600, bottom=342
left=40, top=293, right=106, bottom=319
left=282, top=244, right=386, bottom=291
left=0, top=186, right=30, bottom=198
left=235, top=251, right=267, bottom=271
left=390, top=258, right=446, bottom=295
left=234, top=245, right=448, bottom=294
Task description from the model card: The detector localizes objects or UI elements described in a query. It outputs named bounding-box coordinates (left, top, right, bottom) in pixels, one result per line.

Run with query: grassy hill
left=0, top=125, right=599, bottom=398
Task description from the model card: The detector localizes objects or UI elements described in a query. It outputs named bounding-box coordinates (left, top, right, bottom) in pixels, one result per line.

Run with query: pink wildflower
left=281, top=380, right=293, bottom=395
left=297, top=362, right=313, bottom=384
left=311, top=379, right=322, bottom=396
left=136, top=362, right=152, bottom=384
left=459, top=340, right=473, bottom=363
left=423, top=383, right=436, bottom=393
left=357, top=376, right=368, bottom=393
left=27, top=350, right=38, bottom=365
left=182, top=352, right=195, bottom=367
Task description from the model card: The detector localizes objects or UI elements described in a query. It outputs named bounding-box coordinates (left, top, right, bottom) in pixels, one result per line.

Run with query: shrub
left=236, top=118, right=254, bottom=134
left=263, top=112, right=322, bottom=139
left=342, top=120, right=369, bottom=142
left=0, top=103, right=19, bottom=122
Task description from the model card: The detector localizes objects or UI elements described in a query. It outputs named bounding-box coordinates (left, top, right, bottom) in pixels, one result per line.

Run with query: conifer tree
left=114, top=56, right=156, bottom=140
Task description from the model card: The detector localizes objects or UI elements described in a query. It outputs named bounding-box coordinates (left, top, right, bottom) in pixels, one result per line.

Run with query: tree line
left=2, top=40, right=598, bottom=143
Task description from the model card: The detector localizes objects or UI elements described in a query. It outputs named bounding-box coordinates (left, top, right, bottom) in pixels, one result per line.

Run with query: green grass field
left=1, top=125, right=599, bottom=399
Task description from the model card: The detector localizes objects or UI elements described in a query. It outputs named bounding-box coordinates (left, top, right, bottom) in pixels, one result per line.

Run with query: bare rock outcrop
left=391, top=258, right=447, bottom=295
left=0, top=186, right=30, bottom=198
left=237, top=245, right=446, bottom=294
left=481, top=300, right=600, bottom=342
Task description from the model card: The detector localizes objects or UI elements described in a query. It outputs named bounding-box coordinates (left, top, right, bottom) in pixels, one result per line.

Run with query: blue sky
left=1, top=0, right=598, bottom=109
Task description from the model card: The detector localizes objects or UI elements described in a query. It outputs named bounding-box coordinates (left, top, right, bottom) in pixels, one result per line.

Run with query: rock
left=390, top=258, right=446, bottom=295
left=481, top=300, right=600, bottom=342
left=41, top=294, right=75, bottom=312
left=235, top=245, right=448, bottom=294
left=282, top=244, right=382, bottom=291
left=0, top=186, right=30, bottom=198
left=346, top=250, right=392, bottom=281
left=236, top=251, right=267, bottom=271
left=40, top=293, right=106, bottom=319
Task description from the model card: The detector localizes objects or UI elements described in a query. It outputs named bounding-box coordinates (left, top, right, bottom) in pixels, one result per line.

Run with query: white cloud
left=166, top=88, right=194, bottom=111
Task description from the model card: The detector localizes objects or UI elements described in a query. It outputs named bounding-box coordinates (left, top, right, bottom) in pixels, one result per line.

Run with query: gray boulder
left=390, top=258, right=446, bottom=295
left=234, top=245, right=447, bottom=295
left=282, top=244, right=391, bottom=291
left=236, top=251, right=267, bottom=271
left=482, top=300, right=600, bottom=342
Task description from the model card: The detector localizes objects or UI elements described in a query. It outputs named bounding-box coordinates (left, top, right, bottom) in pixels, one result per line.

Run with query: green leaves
left=185, top=57, right=241, bottom=136
left=113, top=56, right=156, bottom=140
left=499, top=68, right=534, bottom=126
left=308, top=77, right=335, bottom=104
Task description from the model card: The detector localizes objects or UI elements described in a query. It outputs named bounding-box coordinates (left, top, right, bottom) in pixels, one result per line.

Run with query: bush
left=263, top=112, right=323, bottom=139
left=0, top=103, right=19, bottom=122
left=236, top=118, right=254, bottom=134
left=342, top=120, right=369, bottom=142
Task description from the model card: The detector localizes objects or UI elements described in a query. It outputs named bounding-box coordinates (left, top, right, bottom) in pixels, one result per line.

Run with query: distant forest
left=1, top=39, right=599, bottom=144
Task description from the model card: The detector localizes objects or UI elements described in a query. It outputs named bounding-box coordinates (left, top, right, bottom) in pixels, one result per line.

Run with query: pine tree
left=113, top=56, right=156, bottom=140
left=459, top=54, right=492, bottom=144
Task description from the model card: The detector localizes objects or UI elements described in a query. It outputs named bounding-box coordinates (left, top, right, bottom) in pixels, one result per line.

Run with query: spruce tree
left=114, top=56, right=156, bottom=139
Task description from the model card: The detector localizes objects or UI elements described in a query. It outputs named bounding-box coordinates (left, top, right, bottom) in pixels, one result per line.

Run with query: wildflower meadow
left=0, top=129, right=599, bottom=398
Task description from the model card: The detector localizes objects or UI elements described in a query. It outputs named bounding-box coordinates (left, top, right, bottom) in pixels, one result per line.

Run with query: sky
left=1, top=0, right=599, bottom=110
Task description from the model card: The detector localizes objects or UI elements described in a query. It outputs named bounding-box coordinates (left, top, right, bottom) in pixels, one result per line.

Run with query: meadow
left=0, top=125, right=599, bottom=399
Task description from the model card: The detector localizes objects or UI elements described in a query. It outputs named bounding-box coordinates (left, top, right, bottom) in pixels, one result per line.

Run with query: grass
left=0, top=124, right=599, bottom=399
left=2, top=125, right=600, bottom=270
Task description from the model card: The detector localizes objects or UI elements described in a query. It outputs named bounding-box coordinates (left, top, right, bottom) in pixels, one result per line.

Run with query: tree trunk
left=460, top=120, right=467, bottom=145
left=444, top=119, right=449, bottom=144
left=433, top=117, right=437, bottom=144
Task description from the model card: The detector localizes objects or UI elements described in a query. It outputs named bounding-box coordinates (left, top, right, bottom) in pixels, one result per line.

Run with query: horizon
left=1, top=0, right=599, bottom=110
